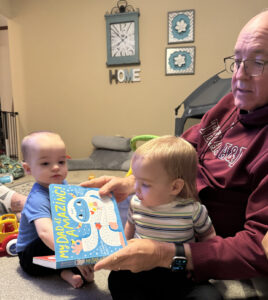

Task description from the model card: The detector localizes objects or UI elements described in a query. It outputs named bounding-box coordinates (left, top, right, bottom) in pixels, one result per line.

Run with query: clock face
left=110, top=22, right=135, bottom=57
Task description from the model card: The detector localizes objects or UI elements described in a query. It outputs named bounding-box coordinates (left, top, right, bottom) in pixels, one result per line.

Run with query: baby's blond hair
left=21, top=131, right=64, bottom=163
left=132, top=135, right=198, bottom=199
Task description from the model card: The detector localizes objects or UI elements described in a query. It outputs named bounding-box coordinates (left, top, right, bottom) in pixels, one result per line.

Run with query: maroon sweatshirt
left=182, top=93, right=268, bottom=281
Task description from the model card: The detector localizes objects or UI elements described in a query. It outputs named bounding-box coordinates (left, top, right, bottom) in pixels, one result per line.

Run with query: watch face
left=171, top=257, right=187, bottom=272
left=110, top=22, right=135, bottom=57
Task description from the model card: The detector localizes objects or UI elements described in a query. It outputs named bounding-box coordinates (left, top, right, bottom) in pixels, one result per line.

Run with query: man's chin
left=234, top=97, right=252, bottom=112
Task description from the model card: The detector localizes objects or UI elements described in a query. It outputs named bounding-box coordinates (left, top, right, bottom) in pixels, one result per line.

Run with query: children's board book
left=33, top=184, right=127, bottom=269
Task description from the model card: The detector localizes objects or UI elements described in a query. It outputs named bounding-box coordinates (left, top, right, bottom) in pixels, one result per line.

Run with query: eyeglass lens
left=225, top=58, right=264, bottom=76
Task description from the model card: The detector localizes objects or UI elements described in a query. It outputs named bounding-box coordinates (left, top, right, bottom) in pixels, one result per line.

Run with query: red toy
left=0, top=214, right=19, bottom=256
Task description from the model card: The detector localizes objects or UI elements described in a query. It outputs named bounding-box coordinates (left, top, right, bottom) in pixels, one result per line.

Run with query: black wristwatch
left=170, top=243, right=187, bottom=272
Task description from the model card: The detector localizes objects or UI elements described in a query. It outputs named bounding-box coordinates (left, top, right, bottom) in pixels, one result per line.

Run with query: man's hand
left=80, top=175, right=135, bottom=203
left=262, top=231, right=268, bottom=259
left=94, top=238, right=175, bottom=273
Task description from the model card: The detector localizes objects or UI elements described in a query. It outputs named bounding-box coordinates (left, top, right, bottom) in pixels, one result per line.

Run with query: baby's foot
left=60, top=269, right=84, bottom=288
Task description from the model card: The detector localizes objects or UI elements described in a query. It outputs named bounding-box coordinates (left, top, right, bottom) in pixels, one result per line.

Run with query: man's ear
left=22, top=162, right=31, bottom=175
left=170, top=178, right=184, bottom=196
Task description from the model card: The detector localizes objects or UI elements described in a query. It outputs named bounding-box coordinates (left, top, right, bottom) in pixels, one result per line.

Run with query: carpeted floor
left=0, top=255, right=112, bottom=300
left=1, top=170, right=268, bottom=299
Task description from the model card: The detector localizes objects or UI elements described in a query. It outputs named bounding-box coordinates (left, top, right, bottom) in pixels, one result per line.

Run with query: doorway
left=0, top=15, right=19, bottom=159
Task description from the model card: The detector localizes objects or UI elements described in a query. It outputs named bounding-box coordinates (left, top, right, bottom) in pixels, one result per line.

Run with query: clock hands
left=110, top=22, right=135, bottom=57
left=111, top=26, right=129, bottom=42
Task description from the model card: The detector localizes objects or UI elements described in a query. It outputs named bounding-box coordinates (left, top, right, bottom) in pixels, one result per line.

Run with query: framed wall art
left=168, top=10, right=194, bottom=44
left=166, top=46, right=195, bottom=75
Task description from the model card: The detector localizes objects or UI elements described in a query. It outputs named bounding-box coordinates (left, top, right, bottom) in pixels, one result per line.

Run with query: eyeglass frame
left=224, top=55, right=268, bottom=77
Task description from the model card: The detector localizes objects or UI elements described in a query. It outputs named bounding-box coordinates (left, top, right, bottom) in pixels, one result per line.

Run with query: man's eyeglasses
left=224, top=55, right=268, bottom=77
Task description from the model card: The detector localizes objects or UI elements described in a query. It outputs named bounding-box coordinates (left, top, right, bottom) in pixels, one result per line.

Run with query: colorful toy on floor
left=0, top=173, right=13, bottom=184
left=0, top=155, right=24, bottom=179
left=0, top=214, right=19, bottom=256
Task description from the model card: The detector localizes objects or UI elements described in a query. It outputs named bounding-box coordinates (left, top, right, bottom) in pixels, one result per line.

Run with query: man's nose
left=235, top=61, right=249, bottom=79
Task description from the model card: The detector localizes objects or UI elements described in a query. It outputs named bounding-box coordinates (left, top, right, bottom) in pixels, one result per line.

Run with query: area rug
left=9, top=181, right=35, bottom=196
left=10, top=181, right=82, bottom=196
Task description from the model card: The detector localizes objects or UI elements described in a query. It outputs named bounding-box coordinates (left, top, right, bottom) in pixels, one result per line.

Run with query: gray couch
left=67, top=136, right=132, bottom=172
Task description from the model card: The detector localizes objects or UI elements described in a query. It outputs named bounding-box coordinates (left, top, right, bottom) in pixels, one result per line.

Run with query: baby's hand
left=71, top=240, right=83, bottom=255
left=78, top=265, right=94, bottom=283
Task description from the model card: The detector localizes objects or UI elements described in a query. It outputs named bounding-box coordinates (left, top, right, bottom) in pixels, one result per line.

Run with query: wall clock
left=105, top=11, right=140, bottom=66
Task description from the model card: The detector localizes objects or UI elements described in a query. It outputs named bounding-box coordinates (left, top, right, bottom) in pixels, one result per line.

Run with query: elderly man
left=83, top=9, right=268, bottom=300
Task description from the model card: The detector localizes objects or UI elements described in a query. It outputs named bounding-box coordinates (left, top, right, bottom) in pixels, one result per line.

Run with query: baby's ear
left=170, top=178, right=184, bottom=196
left=22, top=162, right=31, bottom=175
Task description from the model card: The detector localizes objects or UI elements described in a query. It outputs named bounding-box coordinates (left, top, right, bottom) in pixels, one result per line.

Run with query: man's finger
left=80, top=176, right=111, bottom=188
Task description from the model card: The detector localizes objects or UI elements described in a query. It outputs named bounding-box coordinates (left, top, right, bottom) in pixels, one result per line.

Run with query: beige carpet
left=2, top=170, right=268, bottom=299
left=0, top=255, right=112, bottom=299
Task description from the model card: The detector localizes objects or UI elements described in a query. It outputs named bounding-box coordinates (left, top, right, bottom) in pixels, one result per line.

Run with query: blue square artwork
left=168, top=10, right=194, bottom=44
left=166, top=47, right=195, bottom=75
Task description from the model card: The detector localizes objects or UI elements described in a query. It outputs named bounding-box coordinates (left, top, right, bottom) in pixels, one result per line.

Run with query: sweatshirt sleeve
left=190, top=173, right=268, bottom=281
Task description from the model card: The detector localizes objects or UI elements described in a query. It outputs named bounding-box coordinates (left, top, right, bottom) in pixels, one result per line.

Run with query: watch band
left=175, top=243, right=185, bottom=257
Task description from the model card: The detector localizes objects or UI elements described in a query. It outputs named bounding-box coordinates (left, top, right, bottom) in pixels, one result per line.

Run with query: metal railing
left=0, top=110, right=19, bottom=159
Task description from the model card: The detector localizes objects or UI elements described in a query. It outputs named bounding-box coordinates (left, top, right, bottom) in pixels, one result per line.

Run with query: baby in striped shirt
left=125, top=135, right=216, bottom=244
left=108, top=135, right=217, bottom=299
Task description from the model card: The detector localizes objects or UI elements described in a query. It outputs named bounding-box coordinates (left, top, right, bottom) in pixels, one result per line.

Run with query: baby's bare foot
left=60, top=270, right=84, bottom=288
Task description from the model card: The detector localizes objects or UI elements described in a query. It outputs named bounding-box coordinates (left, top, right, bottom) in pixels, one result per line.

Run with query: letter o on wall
left=117, top=69, right=125, bottom=82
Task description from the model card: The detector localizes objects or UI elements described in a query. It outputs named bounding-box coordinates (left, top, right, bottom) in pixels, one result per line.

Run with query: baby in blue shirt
left=17, top=131, right=94, bottom=288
